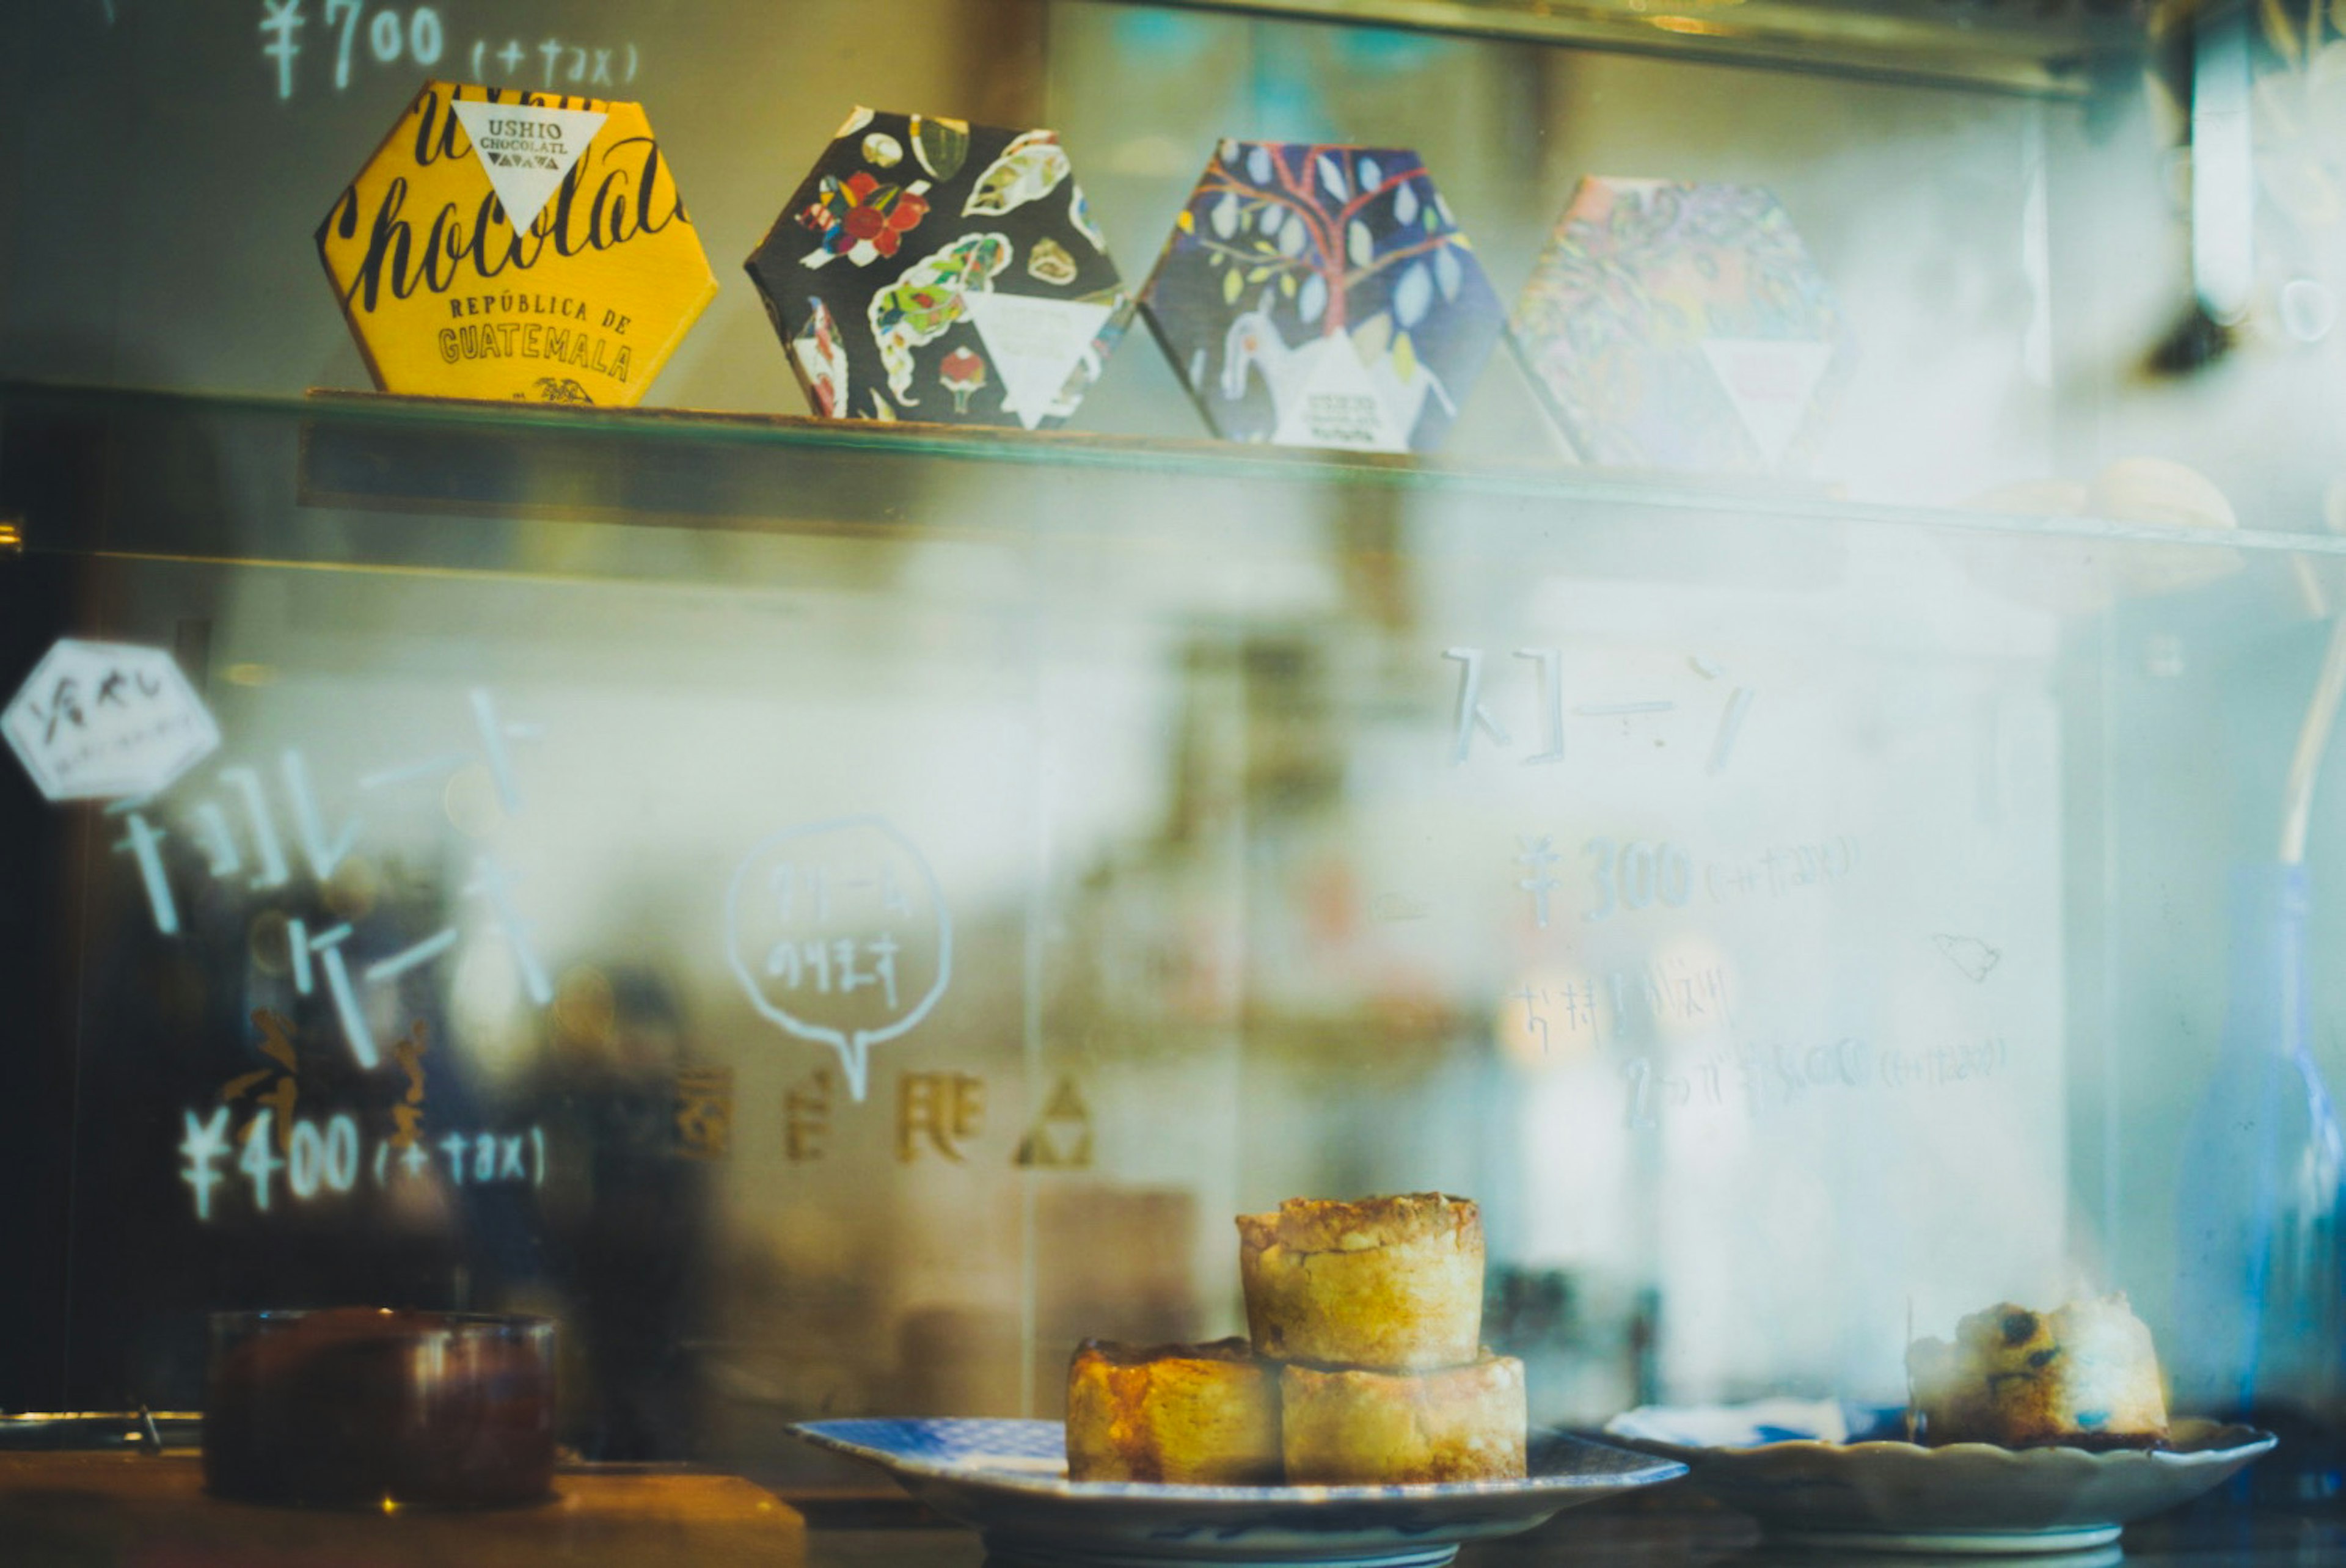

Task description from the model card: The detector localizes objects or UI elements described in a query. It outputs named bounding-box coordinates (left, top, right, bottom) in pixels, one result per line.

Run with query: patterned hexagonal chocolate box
left=746, top=108, right=1135, bottom=429
left=318, top=81, right=717, bottom=406
left=1509, top=179, right=1854, bottom=476
left=1140, top=140, right=1504, bottom=453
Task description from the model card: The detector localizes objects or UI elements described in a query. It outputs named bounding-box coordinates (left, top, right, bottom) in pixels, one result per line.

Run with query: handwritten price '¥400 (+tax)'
left=180, top=1107, right=546, bottom=1221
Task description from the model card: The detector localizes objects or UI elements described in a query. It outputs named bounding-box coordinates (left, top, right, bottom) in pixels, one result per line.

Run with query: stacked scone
left=1246, top=1194, right=1528, bottom=1483
left=1065, top=1335, right=1284, bottom=1484
left=1068, top=1194, right=1526, bottom=1485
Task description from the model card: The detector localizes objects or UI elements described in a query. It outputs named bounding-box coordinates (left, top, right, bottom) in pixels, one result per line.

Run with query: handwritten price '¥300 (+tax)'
left=1513, top=834, right=1860, bottom=928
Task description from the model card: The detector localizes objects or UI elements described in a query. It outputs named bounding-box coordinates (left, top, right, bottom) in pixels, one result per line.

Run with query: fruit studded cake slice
left=1906, top=1294, right=2170, bottom=1449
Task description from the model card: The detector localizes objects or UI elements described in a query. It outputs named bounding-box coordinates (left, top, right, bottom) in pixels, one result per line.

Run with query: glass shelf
left=4, top=381, right=2333, bottom=585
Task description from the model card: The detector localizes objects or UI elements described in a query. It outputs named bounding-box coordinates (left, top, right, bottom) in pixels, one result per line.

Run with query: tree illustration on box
left=1142, top=140, right=1503, bottom=453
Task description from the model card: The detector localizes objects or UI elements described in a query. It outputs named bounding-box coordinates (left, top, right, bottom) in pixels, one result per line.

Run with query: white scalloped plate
left=791, top=1417, right=1686, bottom=1566
left=1604, top=1403, right=2275, bottom=1554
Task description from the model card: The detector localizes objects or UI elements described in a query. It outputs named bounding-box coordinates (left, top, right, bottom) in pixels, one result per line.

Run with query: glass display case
left=5, top=1, right=2346, bottom=1563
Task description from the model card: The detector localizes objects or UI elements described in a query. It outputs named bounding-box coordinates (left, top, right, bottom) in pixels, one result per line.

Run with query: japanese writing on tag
left=4, top=640, right=219, bottom=801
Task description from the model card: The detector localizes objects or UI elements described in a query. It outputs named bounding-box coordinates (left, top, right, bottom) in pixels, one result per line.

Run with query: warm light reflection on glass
left=1496, top=967, right=1603, bottom=1071
left=1649, top=15, right=1737, bottom=34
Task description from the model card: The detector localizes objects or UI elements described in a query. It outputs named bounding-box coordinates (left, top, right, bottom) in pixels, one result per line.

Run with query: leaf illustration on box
left=1028, top=237, right=1078, bottom=286
left=1507, top=178, right=1853, bottom=475
left=965, top=130, right=1070, bottom=217
left=913, top=115, right=971, bottom=181
left=747, top=107, right=1135, bottom=429
left=870, top=232, right=1010, bottom=407
left=795, top=297, right=849, bottom=417
left=1138, top=140, right=1503, bottom=451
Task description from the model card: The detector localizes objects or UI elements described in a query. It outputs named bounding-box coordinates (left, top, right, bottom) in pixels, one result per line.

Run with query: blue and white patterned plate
left=790, top=1417, right=1686, bottom=1566
left=1605, top=1403, right=2276, bottom=1554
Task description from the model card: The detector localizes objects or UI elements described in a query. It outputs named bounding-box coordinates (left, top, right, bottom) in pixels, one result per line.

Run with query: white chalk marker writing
left=725, top=817, right=951, bottom=1103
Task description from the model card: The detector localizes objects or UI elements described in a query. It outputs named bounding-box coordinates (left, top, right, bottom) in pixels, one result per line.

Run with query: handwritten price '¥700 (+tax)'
left=258, top=0, right=645, bottom=101
left=261, top=0, right=444, bottom=98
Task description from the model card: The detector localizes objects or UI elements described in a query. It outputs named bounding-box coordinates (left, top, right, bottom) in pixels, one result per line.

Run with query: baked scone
left=1237, top=1194, right=1483, bottom=1371
left=1280, top=1355, right=1527, bottom=1483
left=1906, top=1294, right=2169, bottom=1449
left=1065, top=1337, right=1283, bottom=1484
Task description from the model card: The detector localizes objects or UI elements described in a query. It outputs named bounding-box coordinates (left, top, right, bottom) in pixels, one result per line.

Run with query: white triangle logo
left=1699, top=338, right=1833, bottom=470
left=960, top=292, right=1113, bottom=431
left=1279, top=335, right=1408, bottom=451
left=450, top=100, right=608, bottom=233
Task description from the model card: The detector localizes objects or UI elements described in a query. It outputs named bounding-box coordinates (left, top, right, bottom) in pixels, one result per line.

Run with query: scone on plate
left=1281, top=1354, right=1527, bottom=1483
left=1906, top=1294, right=2169, bottom=1449
left=1065, top=1336, right=1283, bottom=1484
left=1237, top=1194, right=1483, bottom=1371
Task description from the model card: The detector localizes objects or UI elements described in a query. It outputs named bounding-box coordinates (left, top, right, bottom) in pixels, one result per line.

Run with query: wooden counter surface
left=0, top=1452, right=803, bottom=1567
left=7, top=1451, right=2338, bottom=1568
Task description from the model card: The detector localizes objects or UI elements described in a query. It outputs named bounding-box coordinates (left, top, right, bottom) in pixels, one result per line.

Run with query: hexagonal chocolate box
left=746, top=108, right=1135, bottom=429
left=1139, top=140, right=1504, bottom=452
left=318, top=81, right=717, bottom=405
left=1509, top=179, right=1853, bottom=475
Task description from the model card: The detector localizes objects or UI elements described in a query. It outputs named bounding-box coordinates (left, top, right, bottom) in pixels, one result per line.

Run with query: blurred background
left=3, top=0, right=2345, bottom=1495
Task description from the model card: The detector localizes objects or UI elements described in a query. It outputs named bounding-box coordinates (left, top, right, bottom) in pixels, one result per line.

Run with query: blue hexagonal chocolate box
left=1140, top=140, right=1504, bottom=453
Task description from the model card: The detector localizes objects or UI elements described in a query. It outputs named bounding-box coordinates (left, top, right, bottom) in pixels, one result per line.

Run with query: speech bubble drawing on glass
left=725, top=815, right=952, bottom=1102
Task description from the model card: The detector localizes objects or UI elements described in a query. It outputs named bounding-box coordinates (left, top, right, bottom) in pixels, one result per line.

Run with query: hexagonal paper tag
left=1508, top=178, right=1853, bottom=475
left=1139, top=141, right=1504, bottom=453
left=318, top=81, right=717, bottom=406
left=3, top=640, right=219, bottom=801
left=745, top=107, right=1135, bottom=429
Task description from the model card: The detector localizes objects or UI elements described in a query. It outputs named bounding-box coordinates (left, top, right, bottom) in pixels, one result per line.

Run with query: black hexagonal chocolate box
left=746, top=107, right=1135, bottom=429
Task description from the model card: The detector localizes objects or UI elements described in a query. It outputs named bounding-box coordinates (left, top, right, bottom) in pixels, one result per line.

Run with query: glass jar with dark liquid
left=203, top=1308, right=556, bottom=1509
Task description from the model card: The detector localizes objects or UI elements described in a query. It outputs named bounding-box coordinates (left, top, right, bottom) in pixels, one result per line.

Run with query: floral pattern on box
left=745, top=107, right=1134, bottom=430
left=1139, top=140, right=1503, bottom=453
left=1508, top=178, right=1853, bottom=476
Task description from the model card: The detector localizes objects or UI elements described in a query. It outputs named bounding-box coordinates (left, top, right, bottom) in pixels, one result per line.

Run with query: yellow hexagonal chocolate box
left=318, top=81, right=717, bottom=406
